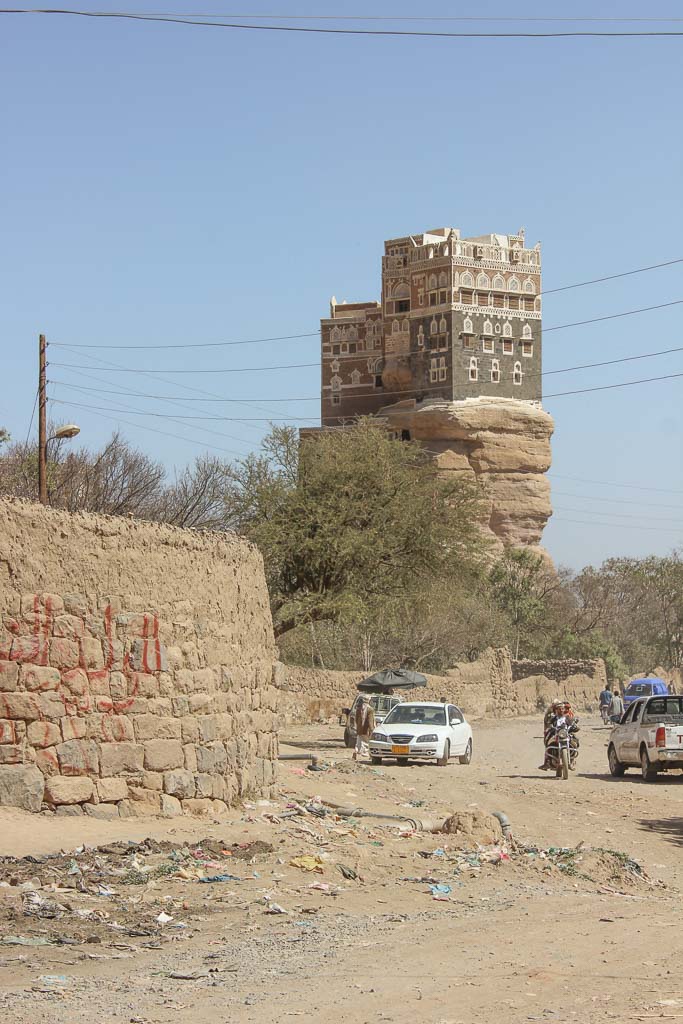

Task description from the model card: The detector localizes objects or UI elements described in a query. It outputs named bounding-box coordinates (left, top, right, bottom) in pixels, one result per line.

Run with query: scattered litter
left=3, top=935, right=54, bottom=946
left=289, top=855, right=326, bottom=873
left=337, top=865, right=359, bottom=881
left=429, top=883, right=452, bottom=897
left=264, top=902, right=288, bottom=915
left=156, top=912, right=173, bottom=925
left=198, top=874, right=242, bottom=884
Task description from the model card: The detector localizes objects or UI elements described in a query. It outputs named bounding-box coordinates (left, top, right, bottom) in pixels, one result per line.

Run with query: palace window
left=513, top=361, right=523, bottom=385
left=477, top=273, right=490, bottom=289
left=491, top=359, right=500, bottom=383
left=522, top=323, right=532, bottom=340
left=523, top=278, right=535, bottom=294
left=374, top=374, right=383, bottom=388
left=417, top=325, right=425, bottom=347
left=332, top=344, right=340, bottom=355
left=430, top=318, right=438, bottom=335
left=331, top=375, right=341, bottom=392
left=439, top=271, right=448, bottom=288
left=469, top=357, right=478, bottom=382
left=522, top=341, right=533, bottom=357
left=503, top=322, right=512, bottom=338
left=429, top=274, right=438, bottom=290
left=430, top=356, right=447, bottom=382
left=508, top=276, right=520, bottom=292
left=482, top=337, right=494, bottom=353
left=461, top=271, right=474, bottom=288
left=396, top=299, right=410, bottom=313
left=350, top=369, right=361, bottom=385
left=331, top=394, right=341, bottom=406
left=493, top=274, right=505, bottom=290
left=502, top=339, right=514, bottom=355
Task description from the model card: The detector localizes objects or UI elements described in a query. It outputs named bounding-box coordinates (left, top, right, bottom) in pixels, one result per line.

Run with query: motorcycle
left=544, top=715, right=578, bottom=780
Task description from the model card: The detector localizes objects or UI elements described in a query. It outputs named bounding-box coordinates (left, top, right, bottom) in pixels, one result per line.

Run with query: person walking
left=608, top=690, right=624, bottom=724
left=352, top=695, right=375, bottom=762
left=599, top=684, right=612, bottom=725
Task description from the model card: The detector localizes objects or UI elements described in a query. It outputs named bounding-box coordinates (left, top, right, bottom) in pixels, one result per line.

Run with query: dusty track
left=2, top=714, right=683, bottom=1024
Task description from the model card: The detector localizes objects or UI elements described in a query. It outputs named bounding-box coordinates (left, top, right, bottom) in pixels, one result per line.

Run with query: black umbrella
left=357, top=668, right=428, bottom=693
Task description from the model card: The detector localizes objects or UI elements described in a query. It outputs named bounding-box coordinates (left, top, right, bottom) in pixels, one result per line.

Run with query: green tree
left=233, top=421, right=487, bottom=639
left=489, top=547, right=555, bottom=659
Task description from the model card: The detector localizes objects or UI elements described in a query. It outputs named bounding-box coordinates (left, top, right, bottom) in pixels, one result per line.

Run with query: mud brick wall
left=279, top=650, right=608, bottom=724
left=0, top=499, right=278, bottom=817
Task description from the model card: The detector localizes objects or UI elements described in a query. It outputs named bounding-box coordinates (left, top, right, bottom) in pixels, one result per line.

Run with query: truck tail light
left=656, top=726, right=666, bottom=748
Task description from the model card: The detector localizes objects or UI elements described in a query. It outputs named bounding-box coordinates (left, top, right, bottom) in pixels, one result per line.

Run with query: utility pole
left=38, top=334, right=47, bottom=504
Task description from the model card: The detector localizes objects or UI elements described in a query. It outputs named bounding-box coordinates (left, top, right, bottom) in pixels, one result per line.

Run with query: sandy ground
left=2, top=714, right=683, bottom=1024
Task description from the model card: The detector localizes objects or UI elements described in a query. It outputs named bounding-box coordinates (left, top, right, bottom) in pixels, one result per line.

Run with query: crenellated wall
left=0, top=500, right=279, bottom=817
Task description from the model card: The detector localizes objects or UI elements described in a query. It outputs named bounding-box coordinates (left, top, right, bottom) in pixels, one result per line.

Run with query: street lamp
left=38, top=423, right=81, bottom=505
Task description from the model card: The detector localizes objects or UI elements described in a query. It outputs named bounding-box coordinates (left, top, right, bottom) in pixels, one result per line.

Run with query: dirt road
left=2, top=714, right=683, bottom=1024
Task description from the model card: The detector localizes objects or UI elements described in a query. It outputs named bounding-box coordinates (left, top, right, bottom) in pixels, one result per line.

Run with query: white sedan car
left=368, top=701, right=473, bottom=766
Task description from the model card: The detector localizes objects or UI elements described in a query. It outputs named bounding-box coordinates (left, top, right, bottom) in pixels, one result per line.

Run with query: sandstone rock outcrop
left=377, top=396, right=554, bottom=552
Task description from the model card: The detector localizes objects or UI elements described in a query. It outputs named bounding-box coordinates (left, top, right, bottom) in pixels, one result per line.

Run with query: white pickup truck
left=608, top=695, right=683, bottom=782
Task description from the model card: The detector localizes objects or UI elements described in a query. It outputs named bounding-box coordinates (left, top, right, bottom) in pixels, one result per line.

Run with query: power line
left=24, top=389, right=39, bottom=446
left=3, top=10, right=683, bottom=37
left=48, top=398, right=247, bottom=458
left=544, top=371, right=683, bottom=399
left=553, top=490, right=683, bottom=511
left=51, top=359, right=318, bottom=374
left=50, top=396, right=318, bottom=422
left=50, top=344, right=683, bottom=395
left=48, top=275, right=683, bottom=352
left=50, top=13, right=683, bottom=23
left=540, top=258, right=683, bottom=296
left=51, top=330, right=319, bottom=350
left=544, top=299, right=683, bottom=334
left=553, top=505, right=682, bottom=525
left=549, top=474, right=683, bottom=495
left=552, top=517, right=682, bottom=533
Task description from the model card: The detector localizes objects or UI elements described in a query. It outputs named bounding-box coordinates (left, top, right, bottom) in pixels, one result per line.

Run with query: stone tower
left=320, top=227, right=542, bottom=426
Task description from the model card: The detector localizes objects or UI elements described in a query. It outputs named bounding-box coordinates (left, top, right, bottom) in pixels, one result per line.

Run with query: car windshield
left=373, top=695, right=397, bottom=714
left=627, top=683, right=652, bottom=696
left=384, top=705, right=446, bottom=726
left=645, top=697, right=683, bottom=717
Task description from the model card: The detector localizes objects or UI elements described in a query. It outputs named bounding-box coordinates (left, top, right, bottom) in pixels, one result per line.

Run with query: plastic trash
left=264, top=902, right=288, bottom=914
left=337, top=864, right=359, bottom=881
left=289, top=855, right=326, bottom=873
left=198, top=874, right=242, bottom=883
left=156, top=911, right=173, bottom=925
left=2, top=935, right=53, bottom=946
left=429, top=883, right=452, bottom=896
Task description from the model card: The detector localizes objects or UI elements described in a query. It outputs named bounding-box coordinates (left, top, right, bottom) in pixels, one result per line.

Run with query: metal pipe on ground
left=278, top=753, right=317, bottom=762
left=321, top=801, right=441, bottom=832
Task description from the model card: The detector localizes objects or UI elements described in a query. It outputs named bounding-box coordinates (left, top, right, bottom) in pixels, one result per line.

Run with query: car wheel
left=437, top=741, right=450, bottom=767
left=343, top=728, right=354, bottom=749
left=370, top=756, right=383, bottom=766
left=608, top=744, right=626, bottom=777
left=458, top=739, right=473, bottom=765
left=641, top=747, right=658, bottom=782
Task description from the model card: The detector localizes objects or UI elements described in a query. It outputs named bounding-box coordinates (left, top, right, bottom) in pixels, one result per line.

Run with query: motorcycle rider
left=539, top=700, right=580, bottom=770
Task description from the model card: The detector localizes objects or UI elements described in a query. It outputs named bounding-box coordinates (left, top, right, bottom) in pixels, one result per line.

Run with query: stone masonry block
left=60, top=669, right=89, bottom=697
left=181, top=717, right=199, bottom=744
left=96, top=777, right=129, bottom=803
left=20, top=665, right=61, bottom=693
left=100, top=716, right=135, bottom=743
left=44, top=776, right=94, bottom=806
left=198, top=716, right=218, bottom=743
left=160, top=793, right=182, bottom=817
left=0, top=662, right=19, bottom=692
left=143, top=740, right=184, bottom=772
left=134, top=716, right=182, bottom=742
left=99, top=742, right=144, bottom=776
left=146, top=698, right=172, bottom=716
left=0, top=720, right=24, bottom=744
left=35, top=747, right=59, bottom=777
left=61, top=717, right=87, bottom=741
left=183, top=798, right=213, bottom=817
left=63, top=594, right=89, bottom=618
left=48, top=638, right=80, bottom=670
left=142, top=771, right=163, bottom=791
left=130, top=638, right=168, bottom=674
left=172, top=697, right=190, bottom=717
left=195, top=746, right=216, bottom=773
left=109, top=672, right=127, bottom=699
left=132, top=674, right=159, bottom=698
left=27, top=721, right=61, bottom=748
left=194, top=773, right=214, bottom=799
left=163, top=768, right=195, bottom=799
left=9, top=636, right=43, bottom=663
left=56, top=739, right=100, bottom=776
left=0, top=746, right=26, bottom=765
left=183, top=744, right=197, bottom=772
left=53, top=614, right=86, bottom=640
left=87, top=670, right=111, bottom=695
left=189, top=693, right=214, bottom=714
left=80, top=637, right=104, bottom=669
left=84, top=803, right=119, bottom=820
left=0, top=692, right=42, bottom=721
left=0, top=765, right=44, bottom=811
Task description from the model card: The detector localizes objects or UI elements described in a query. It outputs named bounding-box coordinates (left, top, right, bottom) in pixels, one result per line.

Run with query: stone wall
left=279, top=650, right=608, bottom=725
left=0, top=500, right=278, bottom=817
left=512, top=658, right=607, bottom=713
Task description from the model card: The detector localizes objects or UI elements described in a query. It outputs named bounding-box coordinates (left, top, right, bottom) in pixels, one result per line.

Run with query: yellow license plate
left=391, top=745, right=410, bottom=755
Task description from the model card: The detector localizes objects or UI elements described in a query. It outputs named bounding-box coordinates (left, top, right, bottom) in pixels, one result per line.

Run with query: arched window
left=503, top=321, right=512, bottom=338
left=347, top=325, right=358, bottom=341
left=438, top=271, right=448, bottom=288
left=463, top=316, right=473, bottom=334
left=428, top=273, right=438, bottom=290
left=491, top=359, right=500, bottom=383
left=469, top=357, right=478, bottom=382
left=439, top=316, right=447, bottom=334
left=523, top=278, right=535, bottom=294
left=331, top=375, right=341, bottom=392
left=461, top=271, right=474, bottom=288
left=331, top=359, right=340, bottom=373
left=483, top=319, right=492, bottom=335
left=476, top=272, right=490, bottom=290
left=401, top=319, right=409, bottom=333
left=331, top=326, right=341, bottom=343
left=508, top=276, right=520, bottom=292
left=522, top=324, right=532, bottom=340
left=393, top=282, right=409, bottom=299
left=417, top=325, right=425, bottom=346
left=493, top=274, right=505, bottom=291
left=350, top=369, right=361, bottom=386
left=442, top=244, right=449, bottom=256
left=430, top=318, right=438, bottom=335
left=427, top=246, right=434, bottom=259
left=513, top=361, right=523, bottom=385
left=392, top=320, right=400, bottom=334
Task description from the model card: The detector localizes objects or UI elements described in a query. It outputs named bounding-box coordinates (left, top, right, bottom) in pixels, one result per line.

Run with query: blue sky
left=1, top=2, right=681, bottom=569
